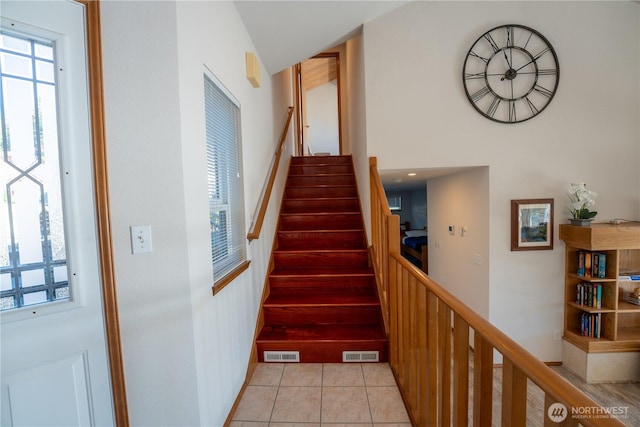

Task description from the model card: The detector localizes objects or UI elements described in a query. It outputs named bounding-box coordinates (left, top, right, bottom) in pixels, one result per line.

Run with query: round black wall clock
left=462, top=24, right=559, bottom=123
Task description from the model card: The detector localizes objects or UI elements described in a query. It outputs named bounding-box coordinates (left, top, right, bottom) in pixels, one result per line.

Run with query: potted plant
left=567, top=182, right=597, bottom=226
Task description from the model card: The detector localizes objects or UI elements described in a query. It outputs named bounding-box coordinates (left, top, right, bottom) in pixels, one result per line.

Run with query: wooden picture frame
left=511, top=199, right=554, bottom=251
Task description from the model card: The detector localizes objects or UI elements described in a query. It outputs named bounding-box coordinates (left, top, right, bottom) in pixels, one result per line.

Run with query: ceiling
left=233, top=0, right=411, bottom=75
left=233, top=1, right=478, bottom=192
left=380, top=167, right=476, bottom=192
left=301, top=57, right=337, bottom=91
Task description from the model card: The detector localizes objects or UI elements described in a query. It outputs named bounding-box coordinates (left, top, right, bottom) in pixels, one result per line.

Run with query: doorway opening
left=295, top=52, right=342, bottom=156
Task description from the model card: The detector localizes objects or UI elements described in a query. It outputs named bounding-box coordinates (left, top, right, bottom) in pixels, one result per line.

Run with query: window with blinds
left=204, top=71, right=246, bottom=283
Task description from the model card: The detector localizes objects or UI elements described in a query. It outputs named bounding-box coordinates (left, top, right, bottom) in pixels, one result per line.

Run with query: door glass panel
left=21, top=270, right=44, bottom=288
left=0, top=51, right=32, bottom=78
left=0, top=33, right=31, bottom=54
left=36, top=59, right=54, bottom=83
left=0, top=31, right=69, bottom=311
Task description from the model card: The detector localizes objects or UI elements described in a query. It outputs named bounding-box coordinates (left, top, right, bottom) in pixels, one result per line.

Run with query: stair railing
left=247, top=106, right=294, bottom=241
left=369, top=157, right=397, bottom=333
left=369, top=156, right=625, bottom=427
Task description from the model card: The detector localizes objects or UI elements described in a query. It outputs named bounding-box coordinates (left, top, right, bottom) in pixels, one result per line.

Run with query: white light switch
left=130, top=225, right=153, bottom=254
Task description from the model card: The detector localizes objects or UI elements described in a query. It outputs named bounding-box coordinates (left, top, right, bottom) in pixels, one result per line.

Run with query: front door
left=0, top=1, right=115, bottom=425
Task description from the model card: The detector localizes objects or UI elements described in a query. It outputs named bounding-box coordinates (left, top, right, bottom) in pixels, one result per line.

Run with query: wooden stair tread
left=290, top=156, right=352, bottom=165
left=274, top=248, right=368, bottom=254
left=270, top=267, right=374, bottom=277
left=285, top=189, right=358, bottom=199
left=277, top=229, right=364, bottom=235
left=282, top=197, right=358, bottom=202
left=264, top=293, right=379, bottom=306
left=285, top=184, right=355, bottom=188
left=280, top=206, right=360, bottom=214
left=257, top=324, right=387, bottom=342
left=288, top=173, right=354, bottom=178
left=279, top=211, right=360, bottom=216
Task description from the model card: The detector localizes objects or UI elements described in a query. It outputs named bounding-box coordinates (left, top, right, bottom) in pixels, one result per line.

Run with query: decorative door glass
left=0, top=31, right=69, bottom=311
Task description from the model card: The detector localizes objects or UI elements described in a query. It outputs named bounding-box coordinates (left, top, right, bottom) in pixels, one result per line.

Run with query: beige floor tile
left=281, top=363, right=323, bottom=386
left=366, top=387, right=411, bottom=424
left=249, top=363, right=284, bottom=386
left=271, top=386, right=322, bottom=423
left=323, top=363, right=365, bottom=386
left=321, top=424, right=372, bottom=427
left=322, top=386, right=372, bottom=423
left=372, top=424, right=412, bottom=426
left=228, top=422, right=269, bottom=427
left=362, top=363, right=397, bottom=386
left=271, top=424, right=320, bottom=427
left=232, top=385, right=278, bottom=422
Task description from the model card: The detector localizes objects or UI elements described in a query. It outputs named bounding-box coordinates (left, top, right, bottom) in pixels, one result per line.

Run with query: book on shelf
left=576, top=282, right=602, bottom=309
left=597, top=253, right=606, bottom=279
left=577, top=250, right=607, bottom=278
left=578, top=251, right=585, bottom=276
left=584, top=252, right=591, bottom=278
left=580, top=312, right=602, bottom=338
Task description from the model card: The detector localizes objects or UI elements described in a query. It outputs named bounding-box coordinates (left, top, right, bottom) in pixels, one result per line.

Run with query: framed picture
left=511, top=199, right=554, bottom=251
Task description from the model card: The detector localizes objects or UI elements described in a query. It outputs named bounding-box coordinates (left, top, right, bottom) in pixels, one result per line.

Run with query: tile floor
left=230, top=363, right=411, bottom=426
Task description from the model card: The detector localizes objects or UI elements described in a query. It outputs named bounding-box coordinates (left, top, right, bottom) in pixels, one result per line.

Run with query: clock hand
left=515, top=47, right=550, bottom=72
left=502, top=51, right=511, bottom=68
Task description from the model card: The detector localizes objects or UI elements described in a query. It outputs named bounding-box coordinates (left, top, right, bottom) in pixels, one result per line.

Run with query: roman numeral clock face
left=462, top=25, right=559, bottom=123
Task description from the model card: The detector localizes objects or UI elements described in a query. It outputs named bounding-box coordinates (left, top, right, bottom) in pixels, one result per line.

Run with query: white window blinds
left=204, top=72, right=246, bottom=282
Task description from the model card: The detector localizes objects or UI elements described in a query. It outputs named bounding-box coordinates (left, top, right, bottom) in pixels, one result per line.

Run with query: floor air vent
left=342, top=351, right=379, bottom=362
left=263, top=351, right=300, bottom=362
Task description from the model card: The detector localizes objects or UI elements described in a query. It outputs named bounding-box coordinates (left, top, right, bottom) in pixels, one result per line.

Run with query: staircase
left=256, top=155, right=388, bottom=363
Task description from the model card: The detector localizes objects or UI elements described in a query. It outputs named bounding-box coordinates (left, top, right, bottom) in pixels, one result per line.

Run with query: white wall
left=101, top=1, right=292, bottom=425
left=346, top=35, right=372, bottom=241
left=428, top=168, right=490, bottom=318
left=364, top=1, right=640, bottom=361
left=306, top=81, right=339, bottom=154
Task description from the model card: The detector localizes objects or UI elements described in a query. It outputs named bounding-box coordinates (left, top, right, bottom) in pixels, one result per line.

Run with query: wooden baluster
left=473, top=333, right=493, bottom=427
left=417, top=283, right=428, bottom=426
left=453, top=314, right=469, bottom=427
left=439, top=305, right=452, bottom=427
left=408, top=278, right=418, bottom=417
left=502, top=358, right=527, bottom=426
left=389, top=257, right=399, bottom=371
left=427, top=291, right=440, bottom=426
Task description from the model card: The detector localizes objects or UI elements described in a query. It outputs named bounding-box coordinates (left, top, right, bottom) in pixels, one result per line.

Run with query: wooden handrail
left=247, top=106, right=294, bottom=241
left=369, top=157, right=625, bottom=427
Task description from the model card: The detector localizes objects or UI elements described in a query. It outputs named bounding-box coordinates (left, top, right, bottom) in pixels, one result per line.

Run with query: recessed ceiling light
left=408, top=173, right=417, bottom=176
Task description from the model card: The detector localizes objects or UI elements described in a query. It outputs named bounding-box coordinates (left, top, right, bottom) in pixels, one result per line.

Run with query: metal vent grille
left=263, top=351, right=300, bottom=362
left=342, top=351, right=379, bottom=362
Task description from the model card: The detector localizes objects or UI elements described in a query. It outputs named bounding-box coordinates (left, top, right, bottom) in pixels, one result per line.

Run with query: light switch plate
left=130, top=225, right=152, bottom=254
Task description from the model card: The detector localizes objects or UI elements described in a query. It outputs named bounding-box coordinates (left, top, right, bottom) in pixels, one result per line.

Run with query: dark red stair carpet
left=256, top=155, right=388, bottom=363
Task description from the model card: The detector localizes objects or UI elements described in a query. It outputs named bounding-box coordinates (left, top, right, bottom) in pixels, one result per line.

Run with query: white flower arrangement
left=567, top=182, right=597, bottom=220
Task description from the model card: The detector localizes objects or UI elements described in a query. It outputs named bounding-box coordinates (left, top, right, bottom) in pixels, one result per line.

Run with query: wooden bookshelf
left=560, top=223, right=640, bottom=354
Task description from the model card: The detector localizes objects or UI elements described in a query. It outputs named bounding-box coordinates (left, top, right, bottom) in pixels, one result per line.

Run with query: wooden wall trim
left=79, top=1, right=129, bottom=425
